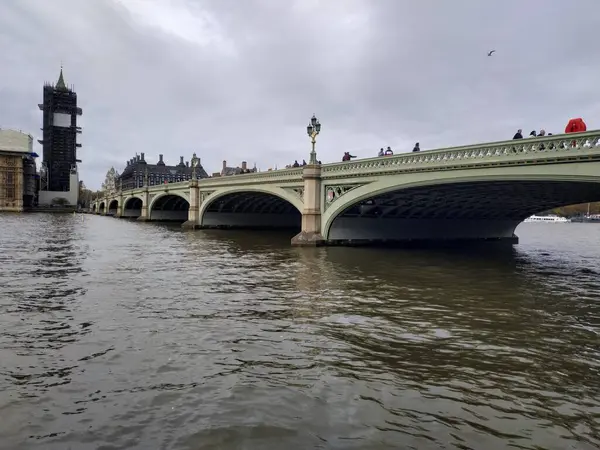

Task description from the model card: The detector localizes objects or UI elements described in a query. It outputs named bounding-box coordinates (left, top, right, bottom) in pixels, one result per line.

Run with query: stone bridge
left=91, top=130, right=600, bottom=246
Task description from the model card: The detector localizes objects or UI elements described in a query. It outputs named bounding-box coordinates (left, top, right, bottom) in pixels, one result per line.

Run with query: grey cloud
left=1, top=0, right=599, bottom=189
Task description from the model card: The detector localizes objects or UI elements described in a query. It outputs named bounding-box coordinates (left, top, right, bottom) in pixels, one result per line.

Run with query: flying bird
left=487, top=50, right=496, bottom=56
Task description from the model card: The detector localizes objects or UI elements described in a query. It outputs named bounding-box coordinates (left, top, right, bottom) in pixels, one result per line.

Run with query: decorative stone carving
left=324, top=184, right=362, bottom=208
left=284, top=187, right=304, bottom=201
left=200, top=191, right=214, bottom=203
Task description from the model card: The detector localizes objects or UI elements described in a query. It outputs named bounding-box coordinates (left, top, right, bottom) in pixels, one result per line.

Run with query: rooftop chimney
left=241, top=161, right=247, bottom=171
left=186, top=161, right=189, bottom=167
left=158, top=154, right=165, bottom=165
left=222, top=160, right=227, bottom=170
left=126, top=160, right=130, bottom=166
left=140, top=152, right=145, bottom=161
left=180, top=156, right=184, bottom=165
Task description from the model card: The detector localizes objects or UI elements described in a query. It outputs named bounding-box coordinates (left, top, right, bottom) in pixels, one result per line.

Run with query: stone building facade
left=0, top=129, right=37, bottom=212
left=0, top=152, right=24, bottom=212
left=117, top=153, right=209, bottom=190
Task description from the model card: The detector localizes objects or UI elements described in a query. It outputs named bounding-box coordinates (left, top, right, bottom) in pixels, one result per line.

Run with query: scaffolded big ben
left=38, top=67, right=82, bottom=194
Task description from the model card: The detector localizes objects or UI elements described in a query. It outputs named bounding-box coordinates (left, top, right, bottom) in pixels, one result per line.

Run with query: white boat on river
left=524, top=214, right=570, bottom=223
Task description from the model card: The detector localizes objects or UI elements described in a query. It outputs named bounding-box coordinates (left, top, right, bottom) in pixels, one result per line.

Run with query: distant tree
left=78, top=188, right=94, bottom=208
left=551, top=202, right=600, bottom=217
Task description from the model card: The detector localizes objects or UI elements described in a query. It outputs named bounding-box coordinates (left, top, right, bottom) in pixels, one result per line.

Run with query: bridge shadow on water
left=176, top=224, right=599, bottom=297
left=165, top=222, right=600, bottom=335
left=174, top=223, right=599, bottom=277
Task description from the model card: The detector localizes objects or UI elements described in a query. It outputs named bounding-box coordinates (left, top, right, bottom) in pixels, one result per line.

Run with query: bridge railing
left=322, top=130, right=600, bottom=177
left=115, top=166, right=305, bottom=197
left=108, top=130, right=600, bottom=199
left=195, top=167, right=304, bottom=186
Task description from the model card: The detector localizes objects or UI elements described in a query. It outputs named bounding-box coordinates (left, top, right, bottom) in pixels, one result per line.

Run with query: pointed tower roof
left=56, top=66, right=68, bottom=91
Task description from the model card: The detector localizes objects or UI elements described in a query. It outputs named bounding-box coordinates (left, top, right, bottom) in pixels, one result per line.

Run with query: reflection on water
left=0, top=215, right=599, bottom=450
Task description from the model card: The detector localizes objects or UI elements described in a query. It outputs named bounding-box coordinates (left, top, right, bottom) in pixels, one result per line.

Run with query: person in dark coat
left=513, top=129, right=523, bottom=139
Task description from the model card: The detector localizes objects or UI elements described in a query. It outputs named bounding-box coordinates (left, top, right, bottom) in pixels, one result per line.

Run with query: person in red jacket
left=565, top=117, right=587, bottom=133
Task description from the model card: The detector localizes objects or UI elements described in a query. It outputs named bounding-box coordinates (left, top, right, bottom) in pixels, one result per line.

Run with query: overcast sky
left=1, top=0, right=599, bottom=189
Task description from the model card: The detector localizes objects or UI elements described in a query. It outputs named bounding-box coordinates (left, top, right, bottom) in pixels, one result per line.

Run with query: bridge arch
left=199, top=186, right=303, bottom=230
left=321, top=167, right=600, bottom=243
left=98, top=202, right=106, bottom=214
left=107, top=199, right=119, bottom=215
left=148, top=192, right=190, bottom=222
left=122, top=196, right=144, bottom=218
left=91, top=203, right=97, bottom=213
left=123, top=196, right=143, bottom=208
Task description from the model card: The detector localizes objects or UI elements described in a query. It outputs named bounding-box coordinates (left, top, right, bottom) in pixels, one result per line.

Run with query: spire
left=56, top=65, right=67, bottom=90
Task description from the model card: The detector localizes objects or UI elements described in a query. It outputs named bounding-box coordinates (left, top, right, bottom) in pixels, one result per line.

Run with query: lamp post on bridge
left=306, top=114, right=321, bottom=165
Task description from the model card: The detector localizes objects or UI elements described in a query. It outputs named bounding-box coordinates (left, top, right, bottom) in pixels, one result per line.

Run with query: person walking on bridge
left=342, top=152, right=356, bottom=162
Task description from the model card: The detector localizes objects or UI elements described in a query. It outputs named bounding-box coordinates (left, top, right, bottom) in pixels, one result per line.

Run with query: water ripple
left=0, top=215, right=599, bottom=449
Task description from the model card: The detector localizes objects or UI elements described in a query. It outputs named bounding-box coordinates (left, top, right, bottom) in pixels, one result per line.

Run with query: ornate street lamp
left=306, top=114, right=321, bottom=165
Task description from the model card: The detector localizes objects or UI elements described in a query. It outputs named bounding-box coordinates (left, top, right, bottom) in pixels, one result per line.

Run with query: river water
left=0, top=214, right=599, bottom=450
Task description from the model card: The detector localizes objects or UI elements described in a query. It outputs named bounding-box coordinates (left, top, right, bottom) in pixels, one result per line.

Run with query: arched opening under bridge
left=326, top=180, right=600, bottom=246
left=98, top=202, right=105, bottom=214
left=201, top=191, right=301, bottom=231
left=149, top=195, right=189, bottom=222
left=108, top=200, right=119, bottom=216
left=123, top=197, right=143, bottom=218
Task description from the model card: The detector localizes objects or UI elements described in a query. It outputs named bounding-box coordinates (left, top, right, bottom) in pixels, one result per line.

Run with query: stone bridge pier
left=290, top=165, right=324, bottom=246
